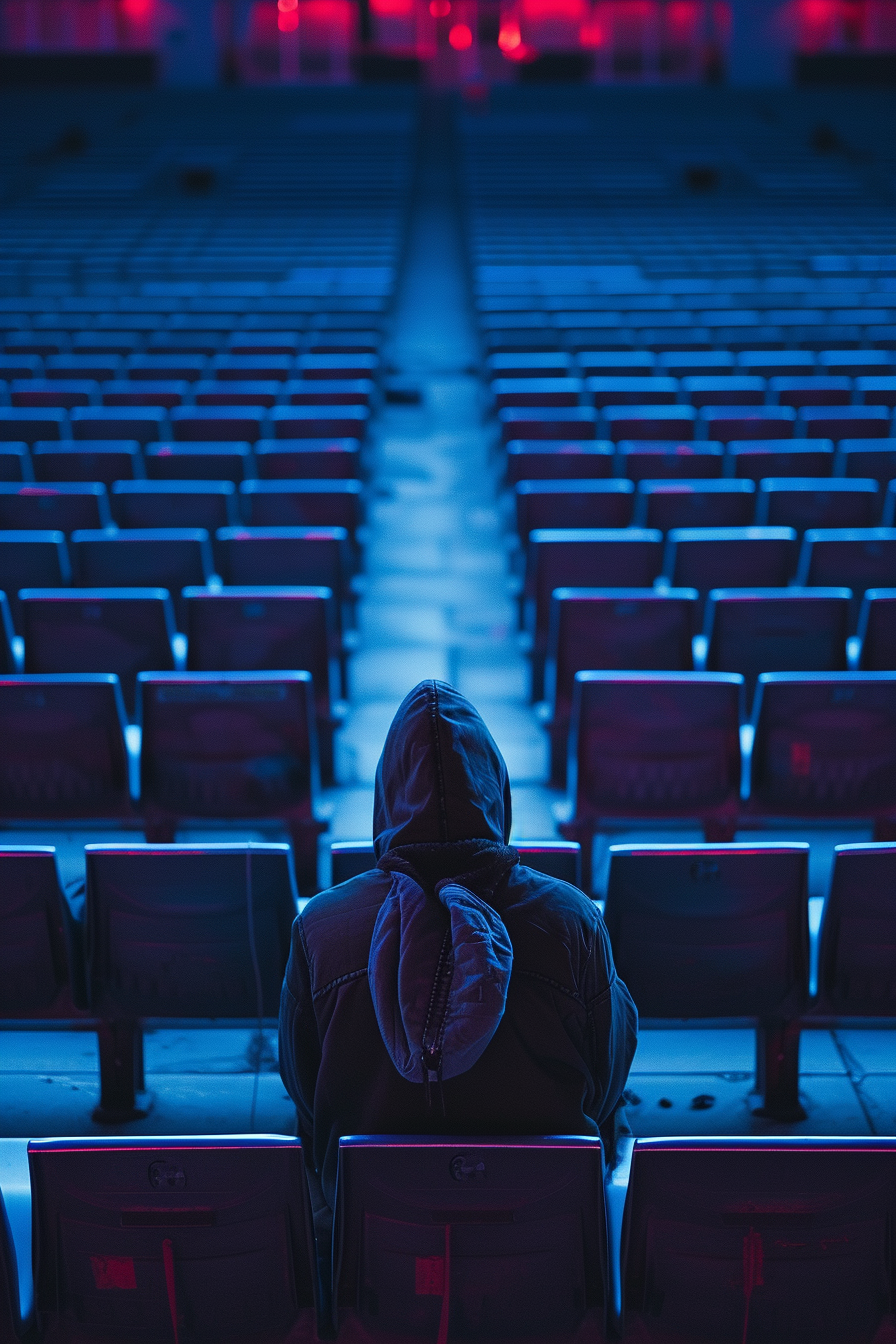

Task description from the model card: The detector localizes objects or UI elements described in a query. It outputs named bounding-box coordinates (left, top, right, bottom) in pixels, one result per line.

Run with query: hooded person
left=279, top=680, right=637, bottom=1237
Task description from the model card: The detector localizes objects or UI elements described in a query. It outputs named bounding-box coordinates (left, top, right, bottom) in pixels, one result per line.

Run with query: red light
left=430, top=0, right=451, bottom=14
left=277, top=6, right=298, bottom=26
left=498, top=17, right=521, bottom=46
left=448, top=20, right=472, bottom=45
left=278, top=0, right=298, bottom=10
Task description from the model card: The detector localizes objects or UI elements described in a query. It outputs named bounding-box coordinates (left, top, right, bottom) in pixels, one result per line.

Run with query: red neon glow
left=498, top=17, right=521, bottom=46
left=430, top=0, right=451, bottom=15
left=370, top=0, right=414, bottom=16
left=277, top=7, right=298, bottom=28
left=448, top=19, right=472, bottom=44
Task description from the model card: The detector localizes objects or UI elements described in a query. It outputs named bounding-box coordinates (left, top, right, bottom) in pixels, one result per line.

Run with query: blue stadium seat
left=46, top=353, right=122, bottom=381
left=0, top=355, right=43, bottom=381
left=617, top=441, right=724, bottom=482
left=144, top=441, right=252, bottom=483
left=770, top=375, right=851, bottom=407
left=255, top=437, right=362, bottom=480
left=9, top=378, right=96, bottom=409
left=0, top=481, right=109, bottom=533
left=28, top=1136, right=317, bottom=1336
left=559, top=672, right=743, bottom=889
left=69, top=407, right=166, bottom=444
left=621, top=1138, right=896, bottom=1342
left=329, top=839, right=581, bottom=886
left=487, top=352, right=572, bottom=378
left=269, top=407, right=369, bottom=440
left=749, top=673, right=896, bottom=834
left=0, top=530, right=70, bottom=628
left=579, top=351, right=655, bottom=376
left=704, top=588, right=851, bottom=701
left=101, top=379, right=189, bottom=408
left=184, top=586, right=342, bottom=784
left=0, top=409, right=66, bottom=443
left=855, top=376, right=896, bottom=407
left=298, top=353, right=378, bottom=380
left=32, top=440, right=143, bottom=485
left=664, top=527, right=799, bottom=617
left=211, top=355, right=293, bottom=382
left=506, top=441, right=614, bottom=483
left=798, top=406, right=892, bottom=440
left=284, top=378, right=373, bottom=406
left=126, top=354, right=207, bottom=382
left=603, top=406, right=696, bottom=442
left=215, top=525, right=352, bottom=607
left=70, top=529, right=214, bottom=625
left=656, top=351, right=735, bottom=377
left=737, top=350, right=815, bottom=377
left=515, top=480, right=634, bottom=539
left=493, top=377, right=583, bottom=408
left=605, top=844, right=809, bottom=1118
left=836, top=438, right=896, bottom=486
left=170, top=407, right=266, bottom=442
left=20, top=588, right=176, bottom=716
left=0, top=846, right=81, bottom=1016
left=0, top=674, right=130, bottom=820
left=636, top=478, right=754, bottom=529
left=334, top=1136, right=606, bottom=1343
left=857, top=589, right=896, bottom=670
left=111, top=480, right=238, bottom=531
left=818, top=350, right=893, bottom=377
left=796, top=527, right=896, bottom=626
left=240, top=480, right=363, bottom=540
left=756, top=477, right=880, bottom=532
left=729, top=439, right=835, bottom=481
left=700, top=406, right=795, bottom=441
left=500, top=407, right=599, bottom=443
left=195, top=380, right=281, bottom=407
left=525, top=529, right=664, bottom=699
left=542, top=588, right=697, bottom=784
left=682, top=375, right=765, bottom=406
left=0, top=446, right=29, bottom=483
left=585, top=376, right=678, bottom=407
left=138, top=671, right=324, bottom=891
left=818, top=843, right=896, bottom=1016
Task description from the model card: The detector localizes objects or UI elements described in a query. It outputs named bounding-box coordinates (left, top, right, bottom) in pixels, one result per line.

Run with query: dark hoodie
left=279, top=680, right=637, bottom=1223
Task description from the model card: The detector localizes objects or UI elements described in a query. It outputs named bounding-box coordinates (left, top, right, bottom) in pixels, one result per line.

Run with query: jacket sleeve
left=582, top=912, right=638, bottom=1131
left=278, top=915, right=320, bottom=1146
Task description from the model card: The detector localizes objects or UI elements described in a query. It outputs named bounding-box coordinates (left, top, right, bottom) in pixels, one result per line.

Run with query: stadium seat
left=737, top=350, right=815, bottom=377
left=0, top=409, right=66, bottom=443
left=585, top=376, right=678, bottom=407
left=769, top=375, right=851, bottom=407
left=0, top=481, right=109, bottom=533
left=0, top=530, right=70, bottom=628
left=211, top=355, right=293, bottom=382
left=605, top=844, right=809, bottom=1118
left=818, top=842, right=896, bottom=1016
left=700, top=406, right=795, bottom=441
left=0, top=674, right=131, bottom=821
left=617, top=441, right=724, bottom=482
left=602, top=407, right=696, bottom=441
left=559, top=672, right=743, bottom=889
left=857, top=589, right=896, bottom=670
left=138, top=671, right=324, bottom=891
left=284, top=378, right=373, bottom=406
left=704, top=588, right=851, bottom=702
left=542, top=588, right=697, bottom=784
left=333, top=1136, right=606, bottom=1343
left=240, top=480, right=363, bottom=541
left=486, top=352, right=572, bottom=378
left=525, top=529, right=664, bottom=699
left=31, top=440, right=143, bottom=485
left=70, top=529, right=214, bottom=626
left=0, top=446, right=29, bottom=483
left=9, top=378, right=96, bottom=409
left=500, top=407, right=599, bottom=442
left=126, top=354, right=207, bottom=382
left=20, top=588, right=176, bottom=716
left=506, top=441, right=614, bottom=483
left=635, top=479, right=754, bottom=530
left=621, top=1138, right=896, bottom=1342
left=664, top=527, right=799, bottom=617
left=298, top=353, right=378, bottom=380
left=215, top=525, right=352, bottom=608
left=817, top=350, right=893, bottom=377
left=493, top=377, right=583, bottom=408
left=0, top=846, right=81, bottom=1016
left=269, top=407, right=369, bottom=440
left=195, top=380, right=281, bottom=408
left=749, top=673, right=896, bottom=835
left=101, top=380, right=189, bottom=408
left=69, top=407, right=167, bottom=444
left=796, top=527, right=896, bottom=626
left=46, top=354, right=122, bottom=381
left=28, top=1136, right=317, bottom=1336
left=681, top=375, right=765, bottom=406
left=170, top=407, right=266, bottom=442
left=729, top=439, right=835, bottom=481
left=798, top=406, right=892, bottom=439
left=144, top=442, right=252, bottom=483
left=184, top=586, right=342, bottom=784
left=836, top=438, right=896, bottom=485
left=111, top=480, right=238, bottom=531
left=329, top=839, right=581, bottom=887
left=579, top=351, right=655, bottom=377
left=515, top=480, right=634, bottom=539
left=255, top=438, right=362, bottom=480
left=855, top=376, right=896, bottom=407
left=756, top=478, right=880, bottom=532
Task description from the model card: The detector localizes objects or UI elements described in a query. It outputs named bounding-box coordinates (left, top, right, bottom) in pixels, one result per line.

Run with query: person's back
left=279, top=680, right=637, bottom=1226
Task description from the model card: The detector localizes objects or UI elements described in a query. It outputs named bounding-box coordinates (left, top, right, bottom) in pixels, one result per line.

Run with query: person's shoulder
left=504, top=864, right=601, bottom=930
left=298, top=869, right=392, bottom=982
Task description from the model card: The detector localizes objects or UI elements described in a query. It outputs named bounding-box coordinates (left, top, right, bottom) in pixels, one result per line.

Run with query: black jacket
left=279, top=680, right=637, bottom=1216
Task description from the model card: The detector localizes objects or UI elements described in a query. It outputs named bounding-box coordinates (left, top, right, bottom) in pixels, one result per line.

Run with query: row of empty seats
left=0, top=407, right=370, bottom=443
left=499, top=405, right=896, bottom=441
left=3, top=1132, right=896, bottom=1341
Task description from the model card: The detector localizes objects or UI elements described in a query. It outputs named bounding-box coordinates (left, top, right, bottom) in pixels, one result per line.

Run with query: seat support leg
left=93, top=1019, right=151, bottom=1124
left=753, top=1019, right=806, bottom=1122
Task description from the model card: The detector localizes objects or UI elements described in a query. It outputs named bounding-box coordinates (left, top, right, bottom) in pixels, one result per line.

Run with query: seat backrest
left=0, top=846, right=71, bottom=1014
left=334, top=1136, right=605, bottom=1341
left=240, top=480, right=363, bottom=534
left=515, top=480, right=634, bottom=538
left=70, top=529, right=214, bottom=617
left=569, top=672, right=743, bottom=820
left=85, top=842, right=298, bottom=1017
left=636, top=478, right=754, bottom=530
left=111, top=479, right=237, bottom=531
left=818, top=842, right=896, bottom=1015
left=330, top=840, right=581, bottom=888
left=798, top=529, right=896, bottom=625
left=858, top=588, right=896, bottom=669
left=31, top=441, right=142, bottom=485
left=138, top=671, right=318, bottom=819
left=705, top=588, right=851, bottom=693
left=0, top=675, right=130, bottom=819
left=750, top=672, right=896, bottom=816
left=29, top=1136, right=316, bottom=1343
left=506, top=440, right=614, bottom=483
left=605, top=844, right=808, bottom=1018
left=617, top=442, right=723, bottom=482
left=527, top=530, right=664, bottom=646
left=757, top=477, right=880, bottom=532
left=0, top=481, right=109, bottom=533
left=622, top=1138, right=896, bottom=1344
left=254, top=437, right=362, bottom=480
left=215, top=526, right=350, bottom=596
left=0, top=530, right=70, bottom=626
left=666, top=527, right=799, bottom=599
left=728, top=440, right=834, bottom=481
left=547, top=588, right=697, bottom=721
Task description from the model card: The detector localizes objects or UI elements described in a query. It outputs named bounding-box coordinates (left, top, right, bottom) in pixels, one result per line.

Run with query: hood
left=373, top=681, right=512, bottom=859
left=368, top=683, right=516, bottom=1090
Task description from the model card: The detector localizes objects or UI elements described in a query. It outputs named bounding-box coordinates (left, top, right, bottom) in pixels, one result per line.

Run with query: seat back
left=622, top=1138, right=896, bottom=1344
left=334, top=1136, right=605, bottom=1341
left=515, top=481, right=634, bottom=539
left=527, top=530, right=664, bottom=649
left=31, top=441, right=142, bottom=484
left=0, top=675, right=130, bottom=819
left=705, top=588, right=851, bottom=696
left=617, top=442, right=723, bottom=482
left=605, top=844, right=808, bottom=1018
left=506, top=441, right=614, bottom=483
left=330, top=840, right=581, bottom=887
left=665, top=527, right=799, bottom=613
left=254, top=437, right=362, bottom=480
left=569, top=672, right=742, bottom=821
left=111, top=479, right=238, bottom=531
left=240, top=480, right=363, bottom=536
left=819, top=842, right=896, bottom=1015
left=636, top=478, right=754, bottom=530
left=0, top=530, right=70, bottom=627
left=729, top=440, right=834, bottom=481
left=138, top=671, right=318, bottom=819
left=757, top=477, right=880, bottom=532
left=750, top=673, right=896, bottom=817
left=0, top=846, right=71, bottom=1013
left=798, top=528, right=896, bottom=627
left=70, top=528, right=214, bottom=606
left=0, top=481, right=109, bottom=532
left=29, top=1136, right=316, bottom=1343
left=858, top=588, right=896, bottom=669
left=85, top=842, right=298, bottom=1017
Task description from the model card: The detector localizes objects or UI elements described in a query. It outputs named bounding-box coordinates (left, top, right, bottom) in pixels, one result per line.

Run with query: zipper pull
left=422, top=1045, right=442, bottom=1108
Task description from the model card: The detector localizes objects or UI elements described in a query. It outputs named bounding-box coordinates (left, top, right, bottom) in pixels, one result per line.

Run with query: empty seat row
left=0, top=405, right=370, bottom=444
left=3, top=1132, right=896, bottom=1342
left=492, top=372, right=896, bottom=409
left=499, top=404, right=896, bottom=443
left=0, top=436, right=363, bottom=482
left=487, top=348, right=896, bottom=378
left=1, top=375, right=375, bottom=408
left=0, top=335, right=380, bottom=365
